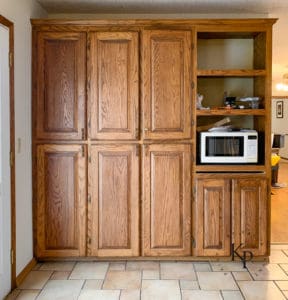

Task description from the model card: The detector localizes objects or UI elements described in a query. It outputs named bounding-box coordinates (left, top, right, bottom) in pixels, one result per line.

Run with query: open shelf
left=196, top=109, right=266, bottom=116
left=197, top=69, right=266, bottom=77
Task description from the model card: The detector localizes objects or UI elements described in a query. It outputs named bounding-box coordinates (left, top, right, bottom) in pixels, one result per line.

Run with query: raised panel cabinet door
left=36, top=145, right=86, bottom=258
left=89, top=32, right=139, bottom=140
left=232, top=178, right=268, bottom=256
left=143, top=144, right=191, bottom=256
left=89, top=145, right=139, bottom=256
left=194, top=178, right=231, bottom=256
left=142, top=30, right=192, bottom=140
left=35, top=32, right=86, bottom=140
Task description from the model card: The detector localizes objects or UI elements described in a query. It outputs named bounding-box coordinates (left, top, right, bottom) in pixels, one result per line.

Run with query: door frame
left=0, top=15, right=16, bottom=290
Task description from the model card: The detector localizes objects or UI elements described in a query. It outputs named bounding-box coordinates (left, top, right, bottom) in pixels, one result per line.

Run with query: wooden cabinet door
left=142, top=30, right=192, bottom=140
left=89, top=145, right=139, bottom=256
left=35, top=32, right=86, bottom=140
left=143, top=144, right=191, bottom=256
left=232, top=178, right=268, bottom=256
left=36, top=145, right=86, bottom=258
left=89, top=32, right=139, bottom=140
left=194, top=178, right=231, bottom=256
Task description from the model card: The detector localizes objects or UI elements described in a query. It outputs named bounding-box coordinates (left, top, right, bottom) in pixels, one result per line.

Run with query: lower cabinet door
left=194, top=178, right=231, bottom=256
left=36, top=145, right=86, bottom=258
left=89, top=144, right=139, bottom=256
left=232, top=177, right=268, bottom=256
left=142, top=144, right=191, bottom=256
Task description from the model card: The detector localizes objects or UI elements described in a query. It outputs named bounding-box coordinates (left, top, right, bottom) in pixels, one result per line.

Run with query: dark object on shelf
left=224, top=96, right=236, bottom=107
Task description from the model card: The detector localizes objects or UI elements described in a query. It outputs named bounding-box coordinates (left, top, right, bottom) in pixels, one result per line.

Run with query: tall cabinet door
left=142, top=30, right=192, bottom=140
left=232, top=178, right=268, bottom=256
left=194, top=178, right=231, bottom=256
left=143, top=144, right=191, bottom=256
left=36, top=145, right=86, bottom=257
left=35, top=32, right=86, bottom=140
left=89, top=32, right=139, bottom=140
left=89, top=145, right=139, bottom=256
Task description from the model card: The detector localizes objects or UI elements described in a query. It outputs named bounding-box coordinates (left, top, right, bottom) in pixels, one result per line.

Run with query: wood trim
left=272, top=96, right=288, bottom=99
left=0, top=15, right=16, bottom=290
left=15, top=258, right=37, bottom=287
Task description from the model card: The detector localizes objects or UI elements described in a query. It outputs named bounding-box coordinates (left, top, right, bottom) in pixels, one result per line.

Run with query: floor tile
left=222, top=291, right=244, bottom=300
left=180, top=280, right=199, bottom=290
left=197, top=272, right=238, bottom=290
left=108, top=262, right=126, bottom=271
left=69, top=262, right=109, bottom=279
left=5, top=289, right=21, bottom=300
left=142, top=269, right=160, bottom=279
left=275, top=280, right=288, bottom=290
left=247, top=262, right=288, bottom=280
left=120, top=289, right=140, bottom=300
left=78, top=290, right=120, bottom=300
left=18, top=271, right=53, bottom=289
left=14, top=290, right=40, bottom=300
left=141, top=280, right=181, bottom=300
left=39, top=261, right=75, bottom=271
left=37, top=279, right=84, bottom=300
left=126, top=261, right=159, bottom=271
left=280, top=264, right=288, bottom=272
left=238, top=281, right=286, bottom=300
left=32, top=263, right=43, bottom=270
left=83, top=279, right=103, bottom=289
left=182, top=290, right=222, bottom=300
left=211, top=262, right=246, bottom=272
left=269, top=250, right=288, bottom=263
left=161, top=262, right=196, bottom=280
left=50, top=271, right=70, bottom=280
left=103, top=270, right=141, bottom=289
left=193, top=262, right=211, bottom=272
left=232, top=271, right=253, bottom=281
left=271, top=244, right=288, bottom=250
left=283, top=291, right=288, bottom=298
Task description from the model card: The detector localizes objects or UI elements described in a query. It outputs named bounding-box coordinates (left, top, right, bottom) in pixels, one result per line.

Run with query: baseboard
left=16, top=257, right=37, bottom=287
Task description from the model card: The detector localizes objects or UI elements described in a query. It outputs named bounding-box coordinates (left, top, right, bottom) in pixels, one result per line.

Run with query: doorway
left=0, top=15, right=15, bottom=298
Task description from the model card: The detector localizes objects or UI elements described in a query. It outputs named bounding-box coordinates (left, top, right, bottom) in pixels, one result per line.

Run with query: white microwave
left=199, top=130, right=258, bottom=164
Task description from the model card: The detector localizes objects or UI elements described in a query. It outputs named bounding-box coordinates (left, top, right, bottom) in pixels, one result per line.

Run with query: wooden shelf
left=196, top=165, right=266, bottom=173
left=197, top=69, right=266, bottom=77
left=196, top=109, right=265, bottom=116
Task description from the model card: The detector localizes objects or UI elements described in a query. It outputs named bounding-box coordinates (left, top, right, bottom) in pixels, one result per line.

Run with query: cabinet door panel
left=36, top=145, right=86, bottom=257
left=143, top=144, right=191, bottom=256
left=194, top=178, right=231, bottom=256
left=232, top=178, right=267, bottom=256
left=36, top=32, right=86, bottom=140
left=89, top=145, right=139, bottom=256
left=90, top=32, right=139, bottom=140
left=143, top=30, right=191, bottom=139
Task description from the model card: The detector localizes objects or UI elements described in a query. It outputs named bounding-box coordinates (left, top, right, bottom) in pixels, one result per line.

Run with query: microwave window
left=205, top=136, right=244, bottom=156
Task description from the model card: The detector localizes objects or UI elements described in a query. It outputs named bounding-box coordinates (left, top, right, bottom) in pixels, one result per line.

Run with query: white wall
left=0, top=0, right=47, bottom=275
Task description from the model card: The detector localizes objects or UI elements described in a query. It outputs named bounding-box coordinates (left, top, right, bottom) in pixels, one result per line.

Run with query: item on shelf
left=196, top=117, right=231, bottom=132
left=196, top=93, right=210, bottom=110
left=224, top=96, right=236, bottom=108
left=239, top=97, right=260, bottom=109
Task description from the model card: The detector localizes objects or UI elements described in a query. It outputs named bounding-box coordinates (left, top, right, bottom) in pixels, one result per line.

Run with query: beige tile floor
left=6, top=245, right=288, bottom=300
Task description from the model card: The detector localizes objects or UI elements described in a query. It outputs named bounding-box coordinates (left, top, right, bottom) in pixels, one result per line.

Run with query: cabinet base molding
left=36, top=256, right=269, bottom=262
left=16, top=258, right=37, bottom=287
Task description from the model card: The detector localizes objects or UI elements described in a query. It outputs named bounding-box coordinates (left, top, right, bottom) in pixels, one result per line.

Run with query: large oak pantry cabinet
left=32, top=18, right=275, bottom=260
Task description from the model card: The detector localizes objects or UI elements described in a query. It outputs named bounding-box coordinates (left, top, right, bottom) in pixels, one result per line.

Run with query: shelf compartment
left=196, top=109, right=266, bottom=116
left=197, top=69, right=266, bottom=77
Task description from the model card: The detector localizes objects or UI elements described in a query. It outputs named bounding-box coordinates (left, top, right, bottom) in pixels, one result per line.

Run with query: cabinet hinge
left=11, top=249, right=14, bottom=265
left=9, top=52, right=13, bottom=68
left=10, top=151, right=14, bottom=167
left=136, top=145, right=140, bottom=157
left=81, top=128, right=85, bottom=139
left=88, top=156, right=92, bottom=163
left=88, top=194, right=91, bottom=203
left=192, top=236, right=196, bottom=248
left=81, top=145, right=85, bottom=157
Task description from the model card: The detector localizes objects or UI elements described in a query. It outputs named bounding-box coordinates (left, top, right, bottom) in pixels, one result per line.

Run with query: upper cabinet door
left=89, top=32, right=139, bottom=140
left=35, top=32, right=86, bottom=140
left=142, top=30, right=192, bottom=140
